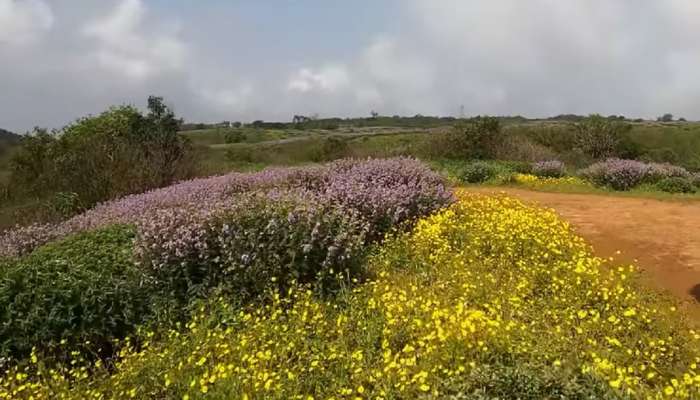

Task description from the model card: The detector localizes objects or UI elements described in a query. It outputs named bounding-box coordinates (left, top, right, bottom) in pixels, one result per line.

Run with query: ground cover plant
left=2, top=192, right=698, bottom=399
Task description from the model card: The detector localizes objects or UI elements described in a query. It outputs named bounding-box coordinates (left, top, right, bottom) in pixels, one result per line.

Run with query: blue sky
left=2, top=0, right=700, bottom=132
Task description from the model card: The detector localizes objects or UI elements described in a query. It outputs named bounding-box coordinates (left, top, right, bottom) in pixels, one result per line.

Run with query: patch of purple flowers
left=1, top=157, right=453, bottom=258
left=580, top=158, right=692, bottom=191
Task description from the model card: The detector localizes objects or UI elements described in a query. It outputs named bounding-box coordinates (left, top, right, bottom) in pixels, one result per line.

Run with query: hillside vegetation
left=1, top=185, right=698, bottom=399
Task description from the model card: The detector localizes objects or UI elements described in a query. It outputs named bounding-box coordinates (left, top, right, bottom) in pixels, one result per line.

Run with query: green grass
left=182, top=127, right=304, bottom=146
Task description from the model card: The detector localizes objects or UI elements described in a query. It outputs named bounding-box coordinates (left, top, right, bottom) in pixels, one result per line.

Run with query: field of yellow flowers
left=2, top=191, right=699, bottom=399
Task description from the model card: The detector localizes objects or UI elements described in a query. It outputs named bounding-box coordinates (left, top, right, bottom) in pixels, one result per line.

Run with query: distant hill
left=0, top=128, right=20, bottom=143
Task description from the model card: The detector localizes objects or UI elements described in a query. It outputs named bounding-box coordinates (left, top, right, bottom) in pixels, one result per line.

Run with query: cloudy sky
left=2, top=0, right=700, bottom=132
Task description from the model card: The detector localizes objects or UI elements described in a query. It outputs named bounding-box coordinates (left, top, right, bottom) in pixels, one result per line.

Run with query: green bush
left=500, top=160, right=532, bottom=174
left=573, top=114, right=632, bottom=159
left=460, top=162, right=500, bottom=183
left=8, top=96, right=197, bottom=215
left=313, top=136, right=349, bottom=161
left=429, top=116, right=504, bottom=159
left=224, top=130, right=245, bottom=144
left=656, top=177, right=695, bottom=194
left=0, top=225, right=152, bottom=361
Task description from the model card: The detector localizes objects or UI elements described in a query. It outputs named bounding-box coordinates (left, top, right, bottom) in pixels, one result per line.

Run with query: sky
left=2, top=0, right=700, bottom=132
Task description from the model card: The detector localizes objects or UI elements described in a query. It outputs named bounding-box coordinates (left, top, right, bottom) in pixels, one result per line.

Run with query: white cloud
left=288, top=65, right=350, bottom=93
left=194, top=84, right=254, bottom=114
left=5, top=1, right=700, bottom=132
left=0, top=0, right=53, bottom=45
left=82, top=0, right=185, bottom=81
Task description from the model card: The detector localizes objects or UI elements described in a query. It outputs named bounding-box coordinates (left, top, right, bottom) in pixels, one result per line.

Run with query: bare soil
left=468, top=187, right=700, bottom=322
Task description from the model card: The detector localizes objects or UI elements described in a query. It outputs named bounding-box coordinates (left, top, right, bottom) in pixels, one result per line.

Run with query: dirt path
left=467, top=187, right=700, bottom=322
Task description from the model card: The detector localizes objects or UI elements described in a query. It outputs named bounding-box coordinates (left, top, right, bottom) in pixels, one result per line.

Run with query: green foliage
left=428, top=116, right=504, bottom=159
left=656, top=177, right=695, bottom=194
left=443, top=363, right=620, bottom=399
left=460, top=161, right=500, bottom=183
left=224, top=130, right=245, bottom=144
left=44, top=191, right=83, bottom=219
left=573, top=114, right=632, bottom=159
left=8, top=97, right=196, bottom=216
left=314, top=136, right=349, bottom=161
left=0, top=225, right=152, bottom=361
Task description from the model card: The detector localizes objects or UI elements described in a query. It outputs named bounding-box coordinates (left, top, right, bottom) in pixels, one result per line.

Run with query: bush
left=580, top=159, right=694, bottom=191
left=313, top=136, right=349, bottom=161
left=224, top=130, right=245, bottom=144
left=1, top=158, right=452, bottom=258
left=0, top=225, right=151, bottom=361
left=645, top=162, right=691, bottom=183
left=430, top=116, right=504, bottom=159
left=135, top=191, right=368, bottom=305
left=580, top=158, right=650, bottom=190
left=573, top=115, right=631, bottom=159
left=656, top=177, right=695, bottom=194
left=8, top=97, right=196, bottom=216
left=460, top=162, right=499, bottom=183
left=531, top=160, right=565, bottom=178
left=693, top=172, right=700, bottom=188
left=501, top=160, right=533, bottom=174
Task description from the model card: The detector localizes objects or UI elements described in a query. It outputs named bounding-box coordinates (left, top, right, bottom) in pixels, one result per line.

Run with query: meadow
left=1, top=175, right=699, bottom=398
left=2, top=113, right=700, bottom=399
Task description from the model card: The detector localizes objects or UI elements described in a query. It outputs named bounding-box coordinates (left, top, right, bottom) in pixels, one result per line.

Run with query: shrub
left=314, top=136, right=349, bottom=161
left=501, top=160, right=532, bottom=174
left=8, top=97, right=196, bottom=216
left=431, top=117, right=504, bottom=159
left=580, top=159, right=695, bottom=191
left=656, top=177, right=695, bottom=194
left=645, top=162, right=691, bottom=183
left=135, top=191, right=368, bottom=305
left=224, top=130, right=245, bottom=144
left=580, top=158, right=650, bottom=190
left=693, top=172, right=700, bottom=188
left=459, top=162, right=499, bottom=183
left=573, top=114, right=631, bottom=159
left=531, top=160, right=565, bottom=178
left=0, top=158, right=451, bottom=259
left=323, top=158, right=453, bottom=239
left=0, top=225, right=151, bottom=361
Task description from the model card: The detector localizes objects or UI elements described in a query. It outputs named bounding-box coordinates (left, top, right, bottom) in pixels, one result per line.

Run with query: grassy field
left=187, top=127, right=435, bottom=175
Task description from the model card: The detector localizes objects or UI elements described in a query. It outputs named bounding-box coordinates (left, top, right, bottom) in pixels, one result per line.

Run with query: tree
left=573, top=114, right=631, bottom=159
left=657, top=113, right=674, bottom=122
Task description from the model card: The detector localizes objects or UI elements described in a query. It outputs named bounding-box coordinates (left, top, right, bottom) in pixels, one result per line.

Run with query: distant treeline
left=179, top=113, right=663, bottom=132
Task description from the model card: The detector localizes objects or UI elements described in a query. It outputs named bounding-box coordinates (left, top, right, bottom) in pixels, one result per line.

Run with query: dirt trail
left=467, top=187, right=700, bottom=322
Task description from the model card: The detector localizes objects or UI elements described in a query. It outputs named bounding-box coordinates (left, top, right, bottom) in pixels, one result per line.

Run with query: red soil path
left=468, top=187, right=700, bottom=322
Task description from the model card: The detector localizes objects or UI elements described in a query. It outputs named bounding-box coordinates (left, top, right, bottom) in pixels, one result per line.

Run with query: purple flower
left=579, top=158, right=691, bottom=191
